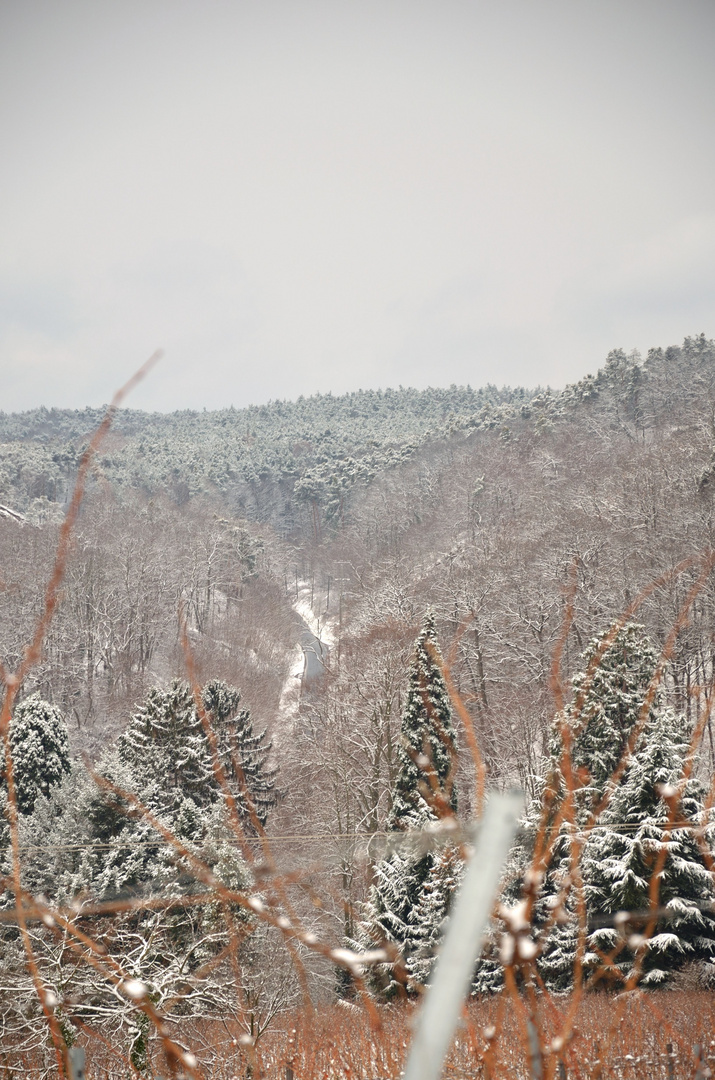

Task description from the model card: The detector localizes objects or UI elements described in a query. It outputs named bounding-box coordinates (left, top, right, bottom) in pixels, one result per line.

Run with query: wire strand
left=2, top=819, right=712, bottom=855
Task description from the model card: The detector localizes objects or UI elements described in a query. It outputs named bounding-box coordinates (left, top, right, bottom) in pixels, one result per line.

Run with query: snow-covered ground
left=276, top=643, right=304, bottom=730
left=276, top=581, right=338, bottom=731
left=293, top=585, right=338, bottom=649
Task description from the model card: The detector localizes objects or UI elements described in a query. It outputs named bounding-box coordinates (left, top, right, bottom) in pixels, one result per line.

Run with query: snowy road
left=277, top=582, right=336, bottom=728
left=297, top=616, right=329, bottom=685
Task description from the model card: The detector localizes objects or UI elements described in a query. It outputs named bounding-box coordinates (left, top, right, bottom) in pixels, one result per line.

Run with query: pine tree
left=358, top=614, right=459, bottom=995
left=565, top=622, right=659, bottom=805
left=389, top=612, right=458, bottom=830
left=45, top=679, right=278, bottom=908
left=406, top=845, right=462, bottom=987
left=1, top=695, right=71, bottom=815
left=202, top=679, right=278, bottom=826
left=520, top=623, right=661, bottom=991
left=13, top=766, right=252, bottom=1041
left=116, top=679, right=278, bottom=824
left=584, top=708, right=715, bottom=986
left=117, top=680, right=214, bottom=809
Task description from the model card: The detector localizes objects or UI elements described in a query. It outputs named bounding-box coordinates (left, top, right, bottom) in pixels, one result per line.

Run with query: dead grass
left=5, top=993, right=713, bottom=1078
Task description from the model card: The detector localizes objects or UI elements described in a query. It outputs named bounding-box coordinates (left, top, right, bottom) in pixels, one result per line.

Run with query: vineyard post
left=403, top=789, right=524, bottom=1080
left=67, top=1047, right=85, bottom=1080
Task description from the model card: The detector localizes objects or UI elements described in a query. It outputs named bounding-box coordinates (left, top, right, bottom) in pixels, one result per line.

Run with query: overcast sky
left=1, top=1, right=713, bottom=412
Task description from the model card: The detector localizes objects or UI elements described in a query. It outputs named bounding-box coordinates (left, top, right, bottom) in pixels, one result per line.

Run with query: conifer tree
left=1, top=695, right=71, bottom=815
left=584, top=708, right=715, bottom=985
left=511, top=624, right=662, bottom=991
left=51, top=679, right=279, bottom=910
left=388, top=612, right=458, bottom=830
left=565, top=622, right=660, bottom=805
left=202, top=679, right=279, bottom=826
left=117, top=680, right=214, bottom=808
left=358, top=614, right=459, bottom=993
left=116, top=678, right=277, bottom=823
left=406, top=845, right=462, bottom=987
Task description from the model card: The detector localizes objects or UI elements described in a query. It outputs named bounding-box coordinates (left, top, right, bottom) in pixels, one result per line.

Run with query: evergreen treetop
left=389, top=612, right=458, bottom=830
left=566, top=622, right=659, bottom=801
left=584, top=707, right=715, bottom=985
left=517, top=623, right=715, bottom=992
left=357, top=615, right=460, bottom=996
left=516, top=623, right=666, bottom=992
left=117, top=678, right=278, bottom=824
left=2, top=695, right=71, bottom=815
left=201, top=679, right=279, bottom=825
left=118, top=680, right=214, bottom=807
left=537, top=622, right=660, bottom=830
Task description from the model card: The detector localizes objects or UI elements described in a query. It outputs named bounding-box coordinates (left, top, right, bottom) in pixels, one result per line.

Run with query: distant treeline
left=0, top=383, right=535, bottom=530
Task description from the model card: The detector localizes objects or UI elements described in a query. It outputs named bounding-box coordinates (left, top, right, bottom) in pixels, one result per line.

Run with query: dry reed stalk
left=1, top=352, right=161, bottom=1079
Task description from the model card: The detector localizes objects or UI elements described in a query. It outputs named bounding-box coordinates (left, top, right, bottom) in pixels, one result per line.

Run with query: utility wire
left=1, top=819, right=712, bottom=855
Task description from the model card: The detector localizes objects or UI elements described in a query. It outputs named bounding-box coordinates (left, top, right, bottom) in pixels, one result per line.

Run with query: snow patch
left=276, top=644, right=305, bottom=731
left=275, top=581, right=339, bottom=733
left=294, top=588, right=338, bottom=649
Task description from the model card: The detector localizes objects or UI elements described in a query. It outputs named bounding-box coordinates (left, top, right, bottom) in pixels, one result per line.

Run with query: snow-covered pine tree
left=584, top=707, right=715, bottom=986
left=1, top=694, right=71, bottom=815
left=517, top=623, right=661, bottom=991
left=12, top=769, right=252, bottom=1046
left=116, top=678, right=277, bottom=824
left=406, top=844, right=462, bottom=988
left=565, top=622, right=660, bottom=805
left=202, top=679, right=278, bottom=826
left=117, top=680, right=214, bottom=808
left=358, top=614, right=459, bottom=994
left=59, top=679, right=276, bottom=905
left=388, top=612, right=458, bottom=830
left=7, top=686, right=259, bottom=1039
left=1, top=697, right=71, bottom=934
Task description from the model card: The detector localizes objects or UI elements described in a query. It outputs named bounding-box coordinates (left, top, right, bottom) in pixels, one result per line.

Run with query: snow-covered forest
left=3, top=335, right=715, bottom=1076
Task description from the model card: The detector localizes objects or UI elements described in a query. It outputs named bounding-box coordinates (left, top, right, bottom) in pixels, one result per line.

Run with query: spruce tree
left=57, top=679, right=278, bottom=906
left=358, top=614, right=459, bottom=994
left=1, top=695, right=71, bottom=815
left=584, top=708, right=715, bottom=986
left=117, top=680, right=214, bottom=808
left=565, top=622, right=660, bottom=804
left=202, top=679, right=278, bottom=826
left=522, top=623, right=661, bottom=991
left=116, top=678, right=277, bottom=824
left=406, top=845, right=462, bottom=987
left=388, top=612, right=458, bottom=830
left=12, top=766, right=252, bottom=1041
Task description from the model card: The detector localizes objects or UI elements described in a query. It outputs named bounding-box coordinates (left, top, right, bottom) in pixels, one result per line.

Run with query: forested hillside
left=6, top=336, right=714, bottom=747
left=0, top=382, right=529, bottom=532
left=3, top=335, right=715, bottom=1073
left=320, top=334, right=715, bottom=793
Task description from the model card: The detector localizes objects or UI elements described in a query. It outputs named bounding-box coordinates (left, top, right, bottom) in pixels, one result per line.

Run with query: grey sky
left=1, top=0, right=713, bottom=412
